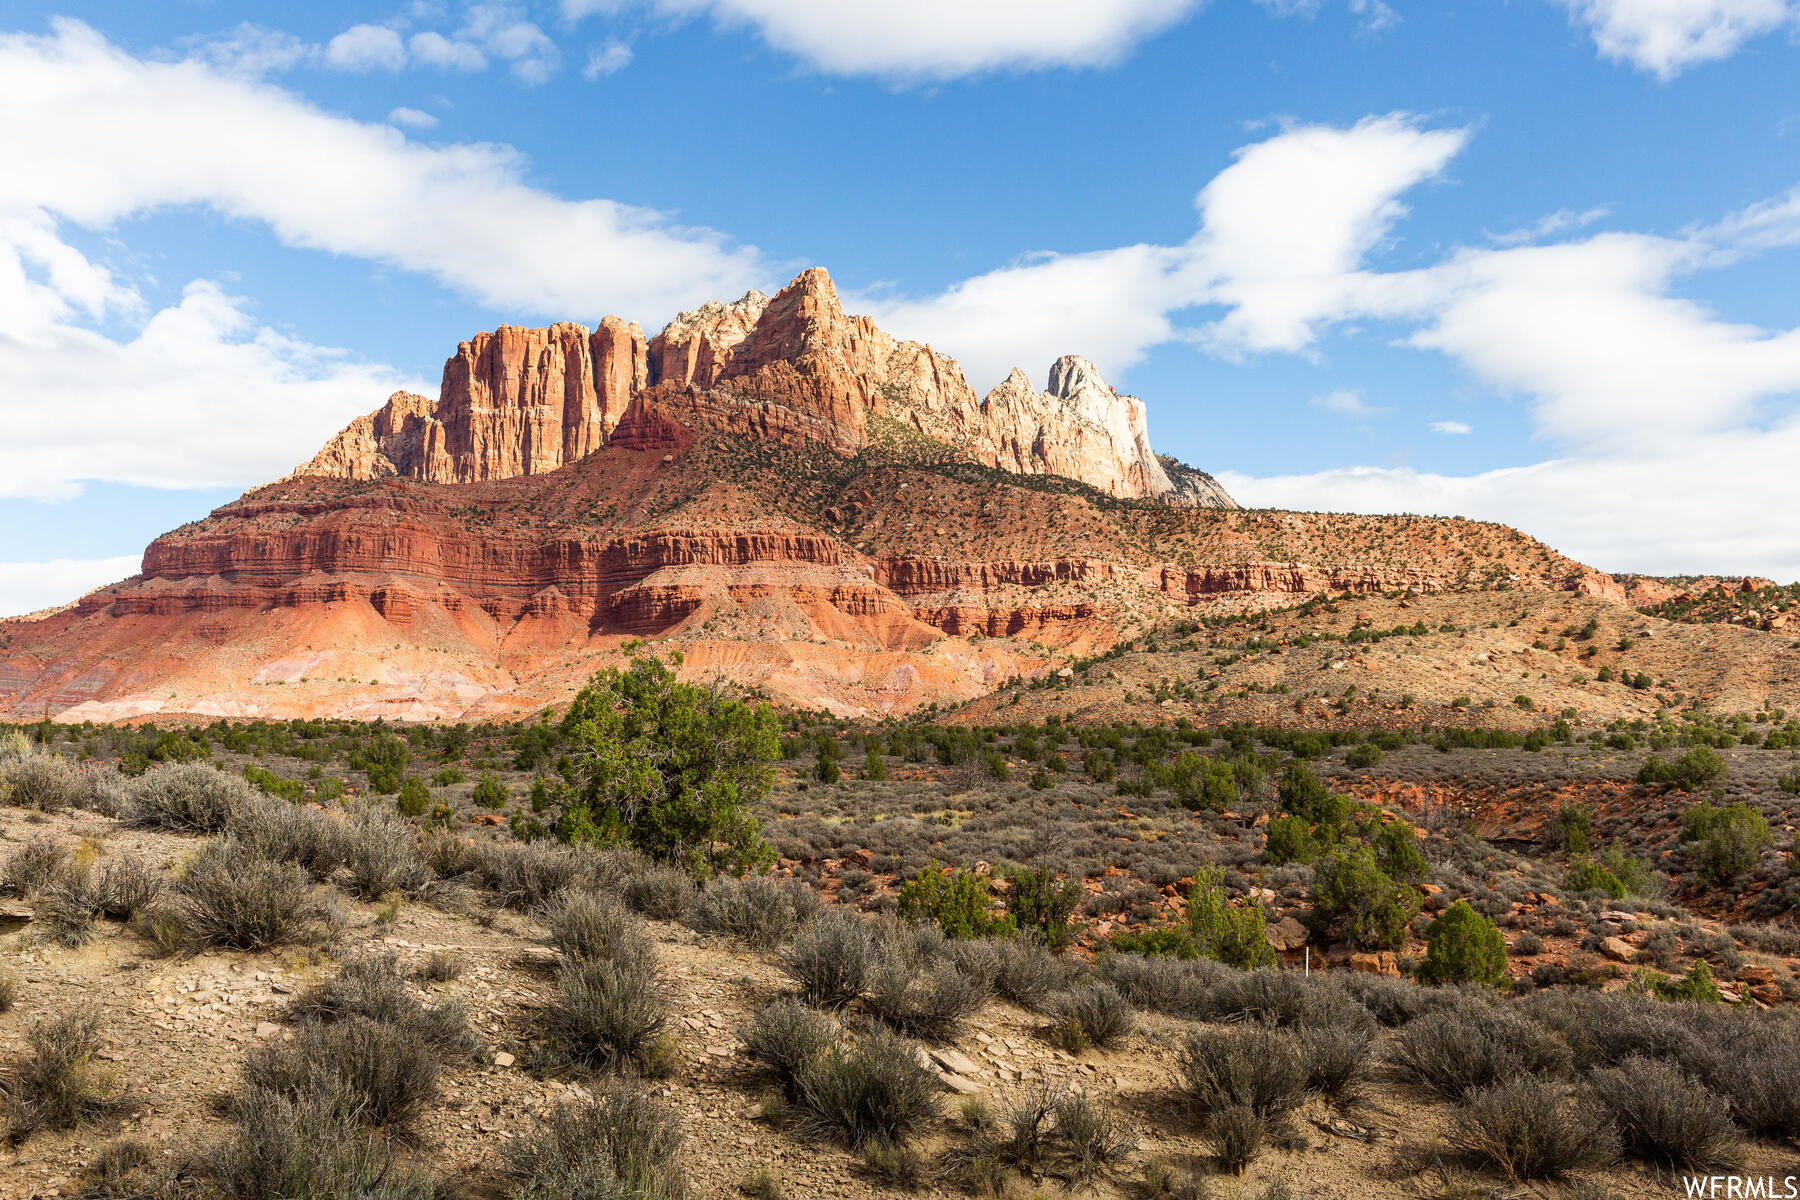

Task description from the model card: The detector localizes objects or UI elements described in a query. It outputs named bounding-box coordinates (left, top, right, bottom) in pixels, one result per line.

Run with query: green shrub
left=1344, top=743, right=1382, bottom=769
left=1307, top=847, right=1418, bottom=951
left=472, top=772, right=508, bottom=810
left=1166, top=752, right=1235, bottom=811
left=1638, top=745, right=1727, bottom=790
left=395, top=776, right=430, bottom=818
left=1370, top=819, right=1429, bottom=883
left=1261, top=814, right=1316, bottom=866
left=1109, top=927, right=1200, bottom=959
left=1680, top=801, right=1772, bottom=884
left=1564, top=857, right=1626, bottom=898
left=1649, top=961, right=1723, bottom=1004
left=1004, top=867, right=1082, bottom=948
left=897, top=863, right=1014, bottom=940
left=1187, top=865, right=1275, bottom=969
left=1554, top=803, right=1592, bottom=855
left=1417, top=901, right=1509, bottom=987
left=556, top=653, right=777, bottom=873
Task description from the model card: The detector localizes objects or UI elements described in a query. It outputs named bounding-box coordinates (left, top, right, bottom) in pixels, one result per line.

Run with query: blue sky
left=3, top=0, right=1800, bottom=614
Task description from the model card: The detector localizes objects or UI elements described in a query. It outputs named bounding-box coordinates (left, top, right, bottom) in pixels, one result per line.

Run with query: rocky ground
left=4, top=798, right=1799, bottom=1200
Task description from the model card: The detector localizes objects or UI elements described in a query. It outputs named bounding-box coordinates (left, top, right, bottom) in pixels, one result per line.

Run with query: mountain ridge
left=296, top=268, right=1232, bottom=507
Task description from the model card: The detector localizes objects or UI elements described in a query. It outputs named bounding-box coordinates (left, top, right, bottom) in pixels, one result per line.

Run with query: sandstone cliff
left=297, top=268, right=1234, bottom=507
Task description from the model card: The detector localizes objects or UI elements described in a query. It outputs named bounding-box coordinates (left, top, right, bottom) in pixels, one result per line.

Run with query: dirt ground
left=2, top=803, right=1795, bottom=1200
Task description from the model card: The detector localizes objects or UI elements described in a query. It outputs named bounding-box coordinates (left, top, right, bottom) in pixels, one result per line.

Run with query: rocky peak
left=975, top=355, right=1177, bottom=501
left=648, top=289, right=770, bottom=388
left=297, top=266, right=1232, bottom=506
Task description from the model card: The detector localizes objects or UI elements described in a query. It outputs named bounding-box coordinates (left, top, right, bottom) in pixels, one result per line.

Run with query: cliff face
left=297, top=268, right=1232, bottom=507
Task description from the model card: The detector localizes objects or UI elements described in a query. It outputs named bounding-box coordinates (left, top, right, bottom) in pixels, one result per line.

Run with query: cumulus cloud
left=0, top=20, right=770, bottom=503
left=460, top=3, right=560, bottom=84
left=584, top=40, right=634, bottom=78
left=562, top=0, right=1205, bottom=80
left=409, top=30, right=489, bottom=71
left=2, top=21, right=766, bottom=319
left=325, top=23, right=408, bottom=72
left=865, top=111, right=1800, bottom=578
left=1555, top=0, right=1798, bottom=78
left=1221, top=421, right=1800, bottom=580
left=183, top=23, right=315, bottom=76
left=1429, top=420, right=1471, bottom=435
left=0, top=557, right=143, bottom=620
left=861, top=114, right=1468, bottom=385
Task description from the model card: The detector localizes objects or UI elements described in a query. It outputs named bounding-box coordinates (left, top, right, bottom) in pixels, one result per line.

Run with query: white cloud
left=584, top=40, right=634, bottom=78
left=1311, top=388, right=1385, bottom=416
left=1429, top=420, right=1471, bottom=434
left=0, top=557, right=143, bottom=620
left=1486, top=206, right=1610, bottom=246
left=564, top=0, right=1205, bottom=80
left=1397, top=234, right=1800, bottom=453
left=866, top=111, right=1800, bottom=579
left=386, top=106, right=439, bottom=128
left=862, top=114, right=1467, bottom=386
left=183, top=24, right=315, bottom=76
left=1255, top=0, right=1400, bottom=33
left=1555, top=0, right=1798, bottom=78
left=461, top=4, right=561, bottom=84
left=2, top=21, right=766, bottom=320
left=325, top=23, right=408, bottom=72
left=0, top=20, right=771, bottom=502
left=409, top=30, right=489, bottom=71
left=1221, top=421, right=1800, bottom=580
left=1188, top=115, right=1467, bottom=355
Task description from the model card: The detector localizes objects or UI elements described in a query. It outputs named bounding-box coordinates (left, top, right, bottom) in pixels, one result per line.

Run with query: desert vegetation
left=3, top=650, right=1800, bottom=1198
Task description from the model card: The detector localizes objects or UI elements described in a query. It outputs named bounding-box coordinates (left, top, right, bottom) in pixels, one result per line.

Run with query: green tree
left=1167, top=753, right=1236, bottom=811
left=395, top=775, right=431, bottom=818
left=1308, top=847, right=1418, bottom=951
left=1005, top=866, right=1083, bottom=948
left=1370, top=819, right=1429, bottom=883
left=557, top=653, right=778, bottom=873
left=1417, top=900, right=1509, bottom=987
left=1638, top=745, right=1728, bottom=790
left=473, top=771, right=509, bottom=810
left=1554, top=802, right=1593, bottom=856
left=1681, top=800, right=1772, bottom=885
left=1262, top=814, right=1316, bottom=866
left=1187, top=865, right=1276, bottom=969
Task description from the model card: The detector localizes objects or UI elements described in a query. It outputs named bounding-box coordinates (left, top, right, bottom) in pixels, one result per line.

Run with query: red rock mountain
left=297, top=269, right=1220, bottom=504
left=0, top=267, right=1647, bottom=722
